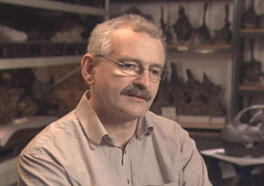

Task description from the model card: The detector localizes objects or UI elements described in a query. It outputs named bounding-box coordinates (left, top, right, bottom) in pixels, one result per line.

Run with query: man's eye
left=150, top=68, right=162, bottom=75
left=122, top=62, right=139, bottom=70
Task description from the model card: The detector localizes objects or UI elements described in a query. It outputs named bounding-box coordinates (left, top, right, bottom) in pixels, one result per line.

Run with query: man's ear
left=81, top=53, right=97, bottom=85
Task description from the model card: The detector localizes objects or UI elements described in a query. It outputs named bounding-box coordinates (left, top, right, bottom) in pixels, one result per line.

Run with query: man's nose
left=134, top=69, right=150, bottom=87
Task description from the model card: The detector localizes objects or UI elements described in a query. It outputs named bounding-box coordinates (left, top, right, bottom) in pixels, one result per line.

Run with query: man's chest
left=63, top=138, right=182, bottom=186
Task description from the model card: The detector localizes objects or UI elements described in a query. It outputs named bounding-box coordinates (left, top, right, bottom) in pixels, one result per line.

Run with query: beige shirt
left=17, top=92, right=212, bottom=186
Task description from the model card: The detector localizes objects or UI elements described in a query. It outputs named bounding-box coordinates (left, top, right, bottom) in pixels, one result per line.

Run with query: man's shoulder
left=20, top=111, right=79, bottom=157
left=146, top=111, right=188, bottom=136
left=146, top=111, right=182, bottom=129
left=145, top=111, right=192, bottom=151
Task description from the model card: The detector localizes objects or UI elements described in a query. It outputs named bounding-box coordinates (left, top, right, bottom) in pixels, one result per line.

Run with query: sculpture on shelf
left=243, top=0, right=258, bottom=28
left=222, top=105, right=264, bottom=157
left=152, top=63, right=225, bottom=117
left=201, top=73, right=225, bottom=116
left=242, top=39, right=262, bottom=83
left=0, top=86, right=38, bottom=125
left=151, top=64, right=171, bottom=114
left=214, top=5, right=233, bottom=44
left=191, top=3, right=212, bottom=44
left=160, top=6, right=173, bottom=44
left=123, top=6, right=153, bottom=21
left=173, top=6, right=193, bottom=44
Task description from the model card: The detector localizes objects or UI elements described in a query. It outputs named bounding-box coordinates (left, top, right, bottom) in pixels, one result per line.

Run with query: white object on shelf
left=0, top=55, right=82, bottom=70
left=0, top=0, right=107, bottom=16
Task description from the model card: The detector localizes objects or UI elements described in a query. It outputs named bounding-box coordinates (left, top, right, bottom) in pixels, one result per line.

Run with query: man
left=17, top=14, right=212, bottom=186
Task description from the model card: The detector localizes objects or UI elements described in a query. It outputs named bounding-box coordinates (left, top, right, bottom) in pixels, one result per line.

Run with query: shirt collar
left=136, top=115, right=153, bottom=139
left=75, top=91, right=154, bottom=145
left=75, top=91, right=108, bottom=145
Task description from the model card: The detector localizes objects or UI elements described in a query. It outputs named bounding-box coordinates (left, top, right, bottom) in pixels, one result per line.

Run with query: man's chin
left=127, top=107, right=149, bottom=117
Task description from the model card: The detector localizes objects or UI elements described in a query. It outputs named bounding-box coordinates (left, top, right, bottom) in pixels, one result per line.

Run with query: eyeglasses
left=94, top=54, right=167, bottom=81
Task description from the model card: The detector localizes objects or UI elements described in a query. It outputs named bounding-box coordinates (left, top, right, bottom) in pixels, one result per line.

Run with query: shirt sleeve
left=17, top=150, right=72, bottom=186
left=181, top=131, right=212, bottom=186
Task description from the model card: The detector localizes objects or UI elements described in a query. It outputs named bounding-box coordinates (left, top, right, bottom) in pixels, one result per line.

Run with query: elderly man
left=17, top=14, right=212, bottom=186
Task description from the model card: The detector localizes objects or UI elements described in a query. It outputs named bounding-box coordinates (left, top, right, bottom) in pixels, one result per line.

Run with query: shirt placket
left=119, top=146, right=132, bottom=186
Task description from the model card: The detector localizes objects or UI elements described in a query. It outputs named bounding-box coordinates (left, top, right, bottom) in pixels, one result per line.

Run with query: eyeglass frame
left=93, top=54, right=167, bottom=81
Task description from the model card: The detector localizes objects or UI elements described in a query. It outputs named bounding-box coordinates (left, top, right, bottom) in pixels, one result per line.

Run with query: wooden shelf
left=0, top=0, right=107, bottom=16
left=239, top=84, right=264, bottom=92
left=181, top=122, right=224, bottom=130
left=240, top=28, right=264, bottom=37
left=0, top=55, right=82, bottom=70
left=167, top=44, right=232, bottom=54
left=112, top=0, right=232, bottom=2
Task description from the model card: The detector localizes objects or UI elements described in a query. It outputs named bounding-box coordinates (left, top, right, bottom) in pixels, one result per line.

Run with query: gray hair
left=87, top=14, right=166, bottom=56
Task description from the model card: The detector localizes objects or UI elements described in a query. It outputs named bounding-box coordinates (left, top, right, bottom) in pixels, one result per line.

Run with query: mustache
left=120, top=85, right=152, bottom=101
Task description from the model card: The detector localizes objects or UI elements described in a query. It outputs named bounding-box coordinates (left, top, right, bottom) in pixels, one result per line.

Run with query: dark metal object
left=0, top=87, right=38, bottom=125
left=124, top=6, right=153, bottom=21
left=160, top=6, right=173, bottom=44
left=214, top=4, right=233, bottom=44
left=242, top=39, right=262, bottom=83
left=222, top=105, right=264, bottom=157
left=152, top=63, right=225, bottom=117
left=191, top=3, right=212, bottom=44
left=243, top=0, right=258, bottom=28
left=173, top=6, right=193, bottom=44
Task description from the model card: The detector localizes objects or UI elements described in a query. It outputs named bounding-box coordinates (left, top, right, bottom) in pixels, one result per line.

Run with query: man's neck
left=102, top=118, right=138, bottom=147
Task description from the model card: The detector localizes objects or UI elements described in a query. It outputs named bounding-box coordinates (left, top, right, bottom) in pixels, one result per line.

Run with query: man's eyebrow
left=151, top=64, right=164, bottom=69
left=117, top=57, right=164, bottom=68
left=117, top=57, right=143, bottom=64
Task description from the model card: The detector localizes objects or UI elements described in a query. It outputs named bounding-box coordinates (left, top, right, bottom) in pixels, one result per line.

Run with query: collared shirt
left=17, top=91, right=212, bottom=186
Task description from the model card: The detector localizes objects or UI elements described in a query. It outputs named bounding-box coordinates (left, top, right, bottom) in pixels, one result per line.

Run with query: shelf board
left=239, top=84, right=264, bottom=92
left=167, top=44, right=232, bottom=54
left=112, top=0, right=232, bottom=2
left=240, top=28, right=264, bottom=37
left=0, top=55, right=82, bottom=70
left=181, top=122, right=224, bottom=130
left=0, top=0, right=107, bottom=16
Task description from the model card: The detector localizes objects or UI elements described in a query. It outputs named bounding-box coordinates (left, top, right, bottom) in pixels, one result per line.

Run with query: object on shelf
left=222, top=105, right=264, bottom=157
left=214, top=4, right=232, bottom=44
left=151, top=64, right=172, bottom=115
left=191, top=3, right=212, bottom=44
left=0, top=116, right=58, bottom=148
left=51, top=15, right=86, bottom=43
left=122, top=6, right=153, bottom=21
left=257, top=14, right=264, bottom=28
left=0, top=25, right=27, bottom=42
left=0, top=87, right=38, bottom=125
left=160, top=6, right=173, bottom=44
left=152, top=63, right=225, bottom=117
left=243, top=0, right=258, bottom=28
left=242, top=39, right=262, bottom=83
left=173, top=6, right=193, bottom=44
left=51, top=25, right=85, bottom=43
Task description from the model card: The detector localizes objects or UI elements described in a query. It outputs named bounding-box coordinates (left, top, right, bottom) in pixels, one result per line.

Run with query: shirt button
left=127, top=179, right=130, bottom=184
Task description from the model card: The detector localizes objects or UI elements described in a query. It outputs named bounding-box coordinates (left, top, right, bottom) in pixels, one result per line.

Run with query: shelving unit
left=0, top=1, right=108, bottom=127
left=0, top=0, right=108, bottom=16
left=0, top=0, right=108, bottom=70
left=232, top=0, right=264, bottom=116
